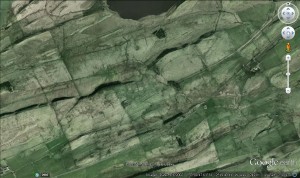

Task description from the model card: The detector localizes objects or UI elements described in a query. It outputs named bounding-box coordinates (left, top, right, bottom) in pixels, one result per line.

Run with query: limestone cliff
left=1, top=1, right=300, bottom=177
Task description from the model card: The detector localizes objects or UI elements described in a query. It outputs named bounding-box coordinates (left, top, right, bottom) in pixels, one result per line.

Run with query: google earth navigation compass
left=278, top=2, right=299, bottom=24
left=278, top=2, right=299, bottom=94
left=281, top=26, right=295, bottom=40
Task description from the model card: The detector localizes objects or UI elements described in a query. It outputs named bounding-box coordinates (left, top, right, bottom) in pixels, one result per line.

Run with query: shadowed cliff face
left=1, top=0, right=300, bottom=178
left=107, top=0, right=185, bottom=20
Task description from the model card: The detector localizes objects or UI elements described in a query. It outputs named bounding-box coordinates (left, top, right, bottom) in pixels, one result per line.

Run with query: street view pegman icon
left=286, top=43, right=291, bottom=53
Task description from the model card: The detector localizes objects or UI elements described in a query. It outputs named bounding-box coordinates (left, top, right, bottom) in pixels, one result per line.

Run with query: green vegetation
left=4, top=137, right=75, bottom=178
left=0, top=0, right=12, bottom=27
left=238, top=4, right=275, bottom=29
left=1, top=1, right=300, bottom=177
left=174, top=107, right=206, bottom=140
left=58, top=145, right=146, bottom=178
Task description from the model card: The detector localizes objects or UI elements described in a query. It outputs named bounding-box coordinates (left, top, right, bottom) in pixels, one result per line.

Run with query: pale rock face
left=270, top=73, right=287, bottom=89
left=157, top=46, right=204, bottom=81
left=0, top=106, right=59, bottom=158
left=11, top=0, right=96, bottom=34
left=243, top=75, right=268, bottom=95
left=1, top=0, right=299, bottom=177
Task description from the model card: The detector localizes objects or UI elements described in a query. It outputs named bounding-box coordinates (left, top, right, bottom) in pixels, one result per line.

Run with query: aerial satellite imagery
left=0, top=0, right=300, bottom=178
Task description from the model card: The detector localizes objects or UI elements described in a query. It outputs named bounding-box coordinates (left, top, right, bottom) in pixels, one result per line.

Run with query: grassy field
left=0, top=0, right=12, bottom=27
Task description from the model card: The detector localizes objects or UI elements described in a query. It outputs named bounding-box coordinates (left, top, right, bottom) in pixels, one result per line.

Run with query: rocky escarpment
left=1, top=1, right=300, bottom=178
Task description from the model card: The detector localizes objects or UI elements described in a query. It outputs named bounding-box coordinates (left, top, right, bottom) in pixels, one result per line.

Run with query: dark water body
left=107, top=0, right=185, bottom=20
